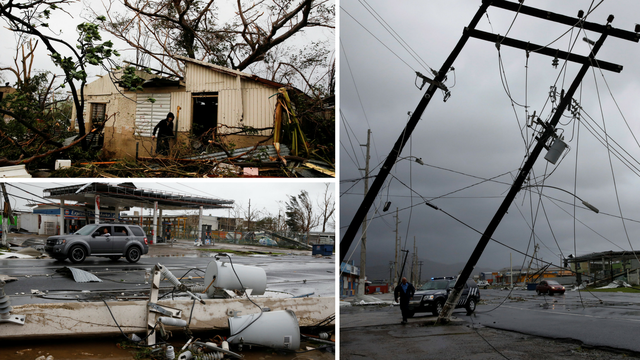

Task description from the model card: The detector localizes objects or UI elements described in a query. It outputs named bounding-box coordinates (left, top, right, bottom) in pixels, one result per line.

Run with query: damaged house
left=71, top=56, right=290, bottom=161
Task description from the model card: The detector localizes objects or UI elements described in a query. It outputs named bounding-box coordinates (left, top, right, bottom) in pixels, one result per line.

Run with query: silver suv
left=45, top=224, right=149, bottom=263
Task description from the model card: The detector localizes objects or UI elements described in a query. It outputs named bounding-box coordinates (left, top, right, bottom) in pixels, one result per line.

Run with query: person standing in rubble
left=152, top=112, right=175, bottom=155
left=394, top=277, right=415, bottom=324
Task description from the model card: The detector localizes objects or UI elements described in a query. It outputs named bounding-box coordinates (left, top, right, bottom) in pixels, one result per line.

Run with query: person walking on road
left=394, top=277, right=415, bottom=324
left=152, top=112, right=175, bottom=155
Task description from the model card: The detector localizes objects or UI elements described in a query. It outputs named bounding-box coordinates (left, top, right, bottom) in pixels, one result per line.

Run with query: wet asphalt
left=340, top=288, right=640, bottom=359
left=1, top=243, right=334, bottom=305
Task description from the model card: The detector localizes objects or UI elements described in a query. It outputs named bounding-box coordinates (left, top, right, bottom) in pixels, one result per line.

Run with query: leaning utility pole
left=358, top=129, right=371, bottom=296
left=0, top=183, right=10, bottom=248
left=340, top=2, right=492, bottom=263
left=438, top=2, right=639, bottom=324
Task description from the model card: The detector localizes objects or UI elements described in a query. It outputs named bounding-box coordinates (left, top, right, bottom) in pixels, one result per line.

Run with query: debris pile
left=597, top=280, right=632, bottom=289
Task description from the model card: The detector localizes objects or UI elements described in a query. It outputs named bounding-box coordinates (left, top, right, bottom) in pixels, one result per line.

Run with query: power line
left=341, top=6, right=417, bottom=73
left=340, top=110, right=364, bottom=171
left=357, top=0, right=435, bottom=73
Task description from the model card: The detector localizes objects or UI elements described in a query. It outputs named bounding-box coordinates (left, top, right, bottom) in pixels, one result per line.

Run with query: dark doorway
left=192, top=94, right=218, bottom=137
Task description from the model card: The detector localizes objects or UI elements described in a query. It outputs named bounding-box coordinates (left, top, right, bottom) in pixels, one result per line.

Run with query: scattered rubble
left=597, top=280, right=632, bottom=289
left=55, top=267, right=103, bottom=283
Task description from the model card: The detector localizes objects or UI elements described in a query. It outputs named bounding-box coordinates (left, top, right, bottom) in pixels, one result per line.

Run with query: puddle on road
left=0, top=338, right=132, bottom=360
left=145, top=254, right=199, bottom=258
left=0, top=336, right=334, bottom=360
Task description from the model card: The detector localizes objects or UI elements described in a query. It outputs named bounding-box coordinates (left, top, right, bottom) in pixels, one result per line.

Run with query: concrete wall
left=0, top=297, right=334, bottom=340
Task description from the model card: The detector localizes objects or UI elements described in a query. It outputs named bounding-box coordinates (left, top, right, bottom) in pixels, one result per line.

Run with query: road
left=475, top=287, right=640, bottom=353
left=1, top=249, right=335, bottom=305
left=340, top=289, right=640, bottom=359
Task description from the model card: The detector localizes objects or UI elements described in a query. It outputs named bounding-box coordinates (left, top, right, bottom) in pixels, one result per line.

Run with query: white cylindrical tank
left=227, top=310, right=300, bottom=350
left=204, top=260, right=267, bottom=297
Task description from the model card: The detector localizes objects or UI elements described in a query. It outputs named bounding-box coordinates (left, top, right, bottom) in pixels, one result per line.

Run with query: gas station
left=40, top=182, right=234, bottom=244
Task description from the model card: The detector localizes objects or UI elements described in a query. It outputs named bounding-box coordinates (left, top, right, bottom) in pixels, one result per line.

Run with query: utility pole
left=411, top=236, right=417, bottom=284
left=0, top=183, right=10, bottom=248
left=397, top=249, right=410, bottom=283
left=438, top=3, right=638, bottom=324
left=340, top=2, right=492, bottom=263
left=393, top=208, right=400, bottom=286
left=388, top=261, right=394, bottom=288
left=418, top=261, right=424, bottom=285
left=358, top=129, right=371, bottom=296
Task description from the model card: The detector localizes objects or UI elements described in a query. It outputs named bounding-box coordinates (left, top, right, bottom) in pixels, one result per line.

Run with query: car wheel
left=68, top=246, right=86, bottom=263
left=466, top=298, right=477, bottom=315
left=432, top=300, right=445, bottom=316
left=109, top=256, right=121, bottom=261
left=126, top=247, right=141, bottom=263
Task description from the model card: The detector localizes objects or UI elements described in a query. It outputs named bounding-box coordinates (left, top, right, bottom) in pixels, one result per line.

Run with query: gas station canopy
left=43, top=182, right=234, bottom=211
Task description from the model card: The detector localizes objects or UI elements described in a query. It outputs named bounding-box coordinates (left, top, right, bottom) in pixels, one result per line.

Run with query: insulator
left=196, top=352, right=223, bottom=360
left=189, top=285, right=206, bottom=293
left=166, top=345, right=175, bottom=360
left=0, top=284, right=12, bottom=319
left=159, top=264, right=182, bottom=287
left=158, top=317, right=188, bottom=327
left=177, top=351, right=193, bottom=360
left=319, top=332, right=329, bottom=340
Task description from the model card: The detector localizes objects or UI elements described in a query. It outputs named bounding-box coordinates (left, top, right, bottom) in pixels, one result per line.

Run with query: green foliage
left=50, top=21, right=121, bottom=86
left=242, top=125, right=259, bottom=135
left=118, top=66, right=146, bottom=92
left=0, top=73, right=79, bottom=168
left=285, top=190, right=316, bottom=234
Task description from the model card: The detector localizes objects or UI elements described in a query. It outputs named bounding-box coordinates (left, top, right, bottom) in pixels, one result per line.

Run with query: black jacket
left=394, top=282, right=416, bottom=305
left=153, top=119, right=174, bottom=138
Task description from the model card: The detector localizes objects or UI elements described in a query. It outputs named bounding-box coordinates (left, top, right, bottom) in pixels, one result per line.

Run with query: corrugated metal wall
left=135, top=93, right=172, bottom=137
left=185, top=64, right=237, bottom=92
left=184, top=63, right=278, bottom=134
left=170, top=92, right=191, bottom=132
left=242, top=87, right=278, bottom=133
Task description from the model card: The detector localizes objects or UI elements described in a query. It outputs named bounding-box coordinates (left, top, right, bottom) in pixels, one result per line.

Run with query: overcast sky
left=340, top=1, right=640, bottom=275
left=4, top=180, right=334, bottom=231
